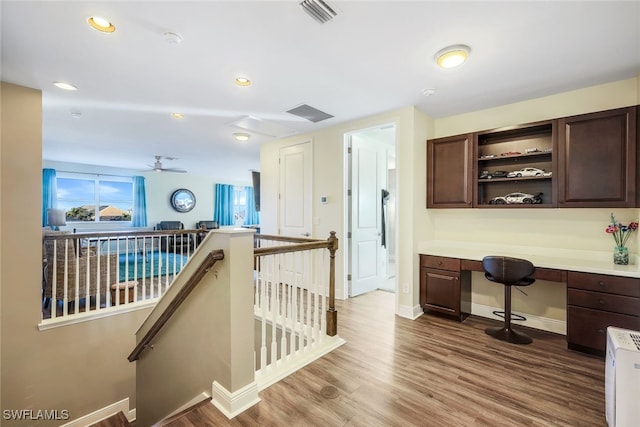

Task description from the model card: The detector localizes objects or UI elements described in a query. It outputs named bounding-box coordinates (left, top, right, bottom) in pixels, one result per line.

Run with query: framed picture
left=170, top=188, right=196, bottom=213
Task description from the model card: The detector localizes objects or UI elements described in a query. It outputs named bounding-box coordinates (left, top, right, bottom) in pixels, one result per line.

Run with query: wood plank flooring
left=163, top=290, right=606, bottom=426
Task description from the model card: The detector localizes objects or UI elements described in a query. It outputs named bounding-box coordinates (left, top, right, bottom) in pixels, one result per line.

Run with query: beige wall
left=260, top=106, right=434, bottom=313
left=0, top=82, right=151, bottom=426
left=424, top=77, right=640, bottom=320
left=261, top=77, right=639, bottom=323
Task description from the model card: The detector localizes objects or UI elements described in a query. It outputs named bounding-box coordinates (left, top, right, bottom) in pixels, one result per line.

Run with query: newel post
left=326, top=231, right=338, bottom=336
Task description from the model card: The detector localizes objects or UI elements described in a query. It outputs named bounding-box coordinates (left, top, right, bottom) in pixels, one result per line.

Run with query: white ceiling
left=2, top=1, right=639, bottom=182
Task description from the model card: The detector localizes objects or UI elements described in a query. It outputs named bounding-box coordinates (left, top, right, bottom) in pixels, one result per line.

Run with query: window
left=233, top=186, right=247, bottom=222
left=57, top=173, right=133, bottom=222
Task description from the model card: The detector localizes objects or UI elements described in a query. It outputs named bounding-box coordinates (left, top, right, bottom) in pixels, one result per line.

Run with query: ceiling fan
left=145, top=155, right=187, bottom=173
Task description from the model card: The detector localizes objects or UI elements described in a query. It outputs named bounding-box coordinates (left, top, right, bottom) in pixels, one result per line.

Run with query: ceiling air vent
left=286, top=104, right=334, bottom=123
left=300, top=0, right=337, bottom=24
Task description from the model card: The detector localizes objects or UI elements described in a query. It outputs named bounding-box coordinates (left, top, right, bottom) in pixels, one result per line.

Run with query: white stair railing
left=253, top=232, right=338, bottom=386
left=41, top=229, right=205, bottom=323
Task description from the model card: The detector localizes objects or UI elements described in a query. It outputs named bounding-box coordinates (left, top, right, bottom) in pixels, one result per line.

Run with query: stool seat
left=110, top=280, right=138, bottom=305
left=482, top=256, right=535, bottom=345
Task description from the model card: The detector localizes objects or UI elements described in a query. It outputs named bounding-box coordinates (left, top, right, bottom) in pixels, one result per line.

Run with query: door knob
left=301, top=232, right=310, bottom=237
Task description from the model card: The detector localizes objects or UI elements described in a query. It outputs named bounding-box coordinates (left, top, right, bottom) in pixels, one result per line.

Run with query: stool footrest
left=485, top=326, right=532, bottom=345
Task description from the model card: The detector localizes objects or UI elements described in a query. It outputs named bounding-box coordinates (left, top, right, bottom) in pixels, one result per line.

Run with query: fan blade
left=161, top=168, right=187, bottom=173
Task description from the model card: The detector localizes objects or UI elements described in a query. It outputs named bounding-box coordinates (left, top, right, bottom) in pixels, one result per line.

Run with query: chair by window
left=156, top=221, right=193, bottom=253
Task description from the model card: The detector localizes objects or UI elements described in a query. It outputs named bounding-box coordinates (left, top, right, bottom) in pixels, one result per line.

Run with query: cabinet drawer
left=567, top=289, right=640, bottom=316
left=567, top=305, right=640, bottom=352
left=567, top=271, right=640, bottom=297
left=423, top=269, right=460, bottom=315
left=420, top=255, right=460, bottom=271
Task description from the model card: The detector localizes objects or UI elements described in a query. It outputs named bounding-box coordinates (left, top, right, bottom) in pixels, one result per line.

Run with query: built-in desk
left=418, top=242, right=640, bottom=356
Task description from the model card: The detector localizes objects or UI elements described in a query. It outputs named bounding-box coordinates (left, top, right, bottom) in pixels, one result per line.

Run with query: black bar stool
left=482, top=256, right=535, bottom=344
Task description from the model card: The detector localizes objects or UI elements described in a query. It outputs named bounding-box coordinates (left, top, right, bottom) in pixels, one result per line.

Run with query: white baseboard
left=211, top=381, right=260, bottom=419
left=255, top=335, right=346, bottom=390
left=396, top=303, right=423, bottom=320
left=471, top=303, right=566, bottom=335
left=60, top=397, right=131, bottom=427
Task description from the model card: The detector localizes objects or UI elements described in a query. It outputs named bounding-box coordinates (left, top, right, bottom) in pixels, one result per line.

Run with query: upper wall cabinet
left=427, top=134, right=473, bottom=208
left=475, top=121, right=556, bottom=208
left=558, top=106, right=637, bottom=208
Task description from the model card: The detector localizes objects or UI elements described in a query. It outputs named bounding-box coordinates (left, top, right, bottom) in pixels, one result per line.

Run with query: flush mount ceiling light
left=171, top=112, right=184, bottom=119
left=233, top=132, right=251, bottom=142
left=53, top=81, right=77, bottom=91
left=70, top=111, right=82, bottom=118
left=234, top=77, right=251, bottom=87
left=87, top=16, right=116, bottom=33
left=435, top=44, right=471, bottom=69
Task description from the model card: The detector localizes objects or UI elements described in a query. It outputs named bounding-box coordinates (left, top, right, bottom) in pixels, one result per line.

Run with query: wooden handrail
left=128, top=249, right=224, bottom=362
left=254, top=231, right=339, bottom=336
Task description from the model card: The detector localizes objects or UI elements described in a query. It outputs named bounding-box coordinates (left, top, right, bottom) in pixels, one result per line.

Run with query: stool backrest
left=482, top=256, right=535, bottom=286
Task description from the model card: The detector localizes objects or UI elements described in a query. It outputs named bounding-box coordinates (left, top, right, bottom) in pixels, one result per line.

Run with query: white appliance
left=605, top=326, right=640, bottom=427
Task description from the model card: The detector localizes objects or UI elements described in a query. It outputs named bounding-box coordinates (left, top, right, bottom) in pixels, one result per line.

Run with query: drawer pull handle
left=598, top=281, right=605, bottom=287
left=598, top=299, right=605, bottom=305
left=438, top=261, right=443, bottom=265
left=598, top=329, right=605, bottom=334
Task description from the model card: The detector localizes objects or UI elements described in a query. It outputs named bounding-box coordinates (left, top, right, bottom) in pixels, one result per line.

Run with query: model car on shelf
left=479, top=154, right=496, bottom=159
left=507, top=167, right=547, bottom=177
left=479, top=170, right=509, bottom=179
left=500, top=151, right=521, bottom=156
left=488, top=192, right=543, bottom=204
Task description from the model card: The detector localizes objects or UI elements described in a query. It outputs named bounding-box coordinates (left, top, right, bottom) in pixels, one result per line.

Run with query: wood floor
left=163, top=290, right=607, bottom=426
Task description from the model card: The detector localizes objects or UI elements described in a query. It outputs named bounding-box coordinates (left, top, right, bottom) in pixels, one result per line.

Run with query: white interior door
left=350, top=135, right=386, bottom=296
left=279, top=142, right=312, bottom=237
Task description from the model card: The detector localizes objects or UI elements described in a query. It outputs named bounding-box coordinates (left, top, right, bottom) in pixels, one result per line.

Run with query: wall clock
left=170, top=188, right=196, bottom=213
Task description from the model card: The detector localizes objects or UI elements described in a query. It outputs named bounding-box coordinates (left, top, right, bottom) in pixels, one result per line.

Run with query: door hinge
left=347, top=231, right=352, bottom=238
left=347, top=274, right=351, bottom=281
left=347, top=189, right=352, bottom=197
left=348, top=147, right=352, bottom=154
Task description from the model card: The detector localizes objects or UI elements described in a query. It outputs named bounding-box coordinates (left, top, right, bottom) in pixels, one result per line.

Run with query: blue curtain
left=214, top=184, right=235, bottom=226
left=244, top=186, right=260, bottom=225
left=132, top=176, right=148, bottom=227
left=42, top=168, right=57, bottom=227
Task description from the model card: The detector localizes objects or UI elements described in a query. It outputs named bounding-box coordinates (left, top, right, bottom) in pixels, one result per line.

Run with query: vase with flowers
left=605, top=213, right=638, bottom=265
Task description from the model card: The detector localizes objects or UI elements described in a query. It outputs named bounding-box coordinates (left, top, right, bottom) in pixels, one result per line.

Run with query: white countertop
left=417, top=240, right=640, bottom=279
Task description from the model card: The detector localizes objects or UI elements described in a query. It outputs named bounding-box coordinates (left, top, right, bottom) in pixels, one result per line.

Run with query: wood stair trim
left=89, top=411, right=131, bottom=427
left=128, top=249, right=224, bottom=362
left=157, top=396, right=213, bottom=426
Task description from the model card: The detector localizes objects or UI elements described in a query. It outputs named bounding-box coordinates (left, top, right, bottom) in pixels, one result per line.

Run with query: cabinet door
left=427, top=134, right=473, bottom=208
left=558, top=107, right=637, bottom=207
left=422, top=268, right=461, bottom=315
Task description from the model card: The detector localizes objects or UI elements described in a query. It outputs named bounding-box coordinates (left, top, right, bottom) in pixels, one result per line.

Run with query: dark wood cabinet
left=427, top=106, right=638, bottom=209
left=566, top=271, right=640, bottom=355
left=426, top=134, right=473, bottom=208
left=419, top=255, right=471, bottom=321
left=558, top=106, right=637, bottom=207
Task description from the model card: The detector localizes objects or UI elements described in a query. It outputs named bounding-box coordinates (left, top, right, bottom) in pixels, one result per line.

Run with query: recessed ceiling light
left=53, top=81, right=78, bottom=91
left=233, top=132, right=251, bottom=142
left=70, top=111, right=82, bottom=118
left=422, top=88, right=436, bottom=97
left=171, top=112, right=184, bottom=119
left=234, top=77, right=251, bottom=87
left=87, top=16, right=116, bottom=33
left=435, top=45, right=470, bottom=69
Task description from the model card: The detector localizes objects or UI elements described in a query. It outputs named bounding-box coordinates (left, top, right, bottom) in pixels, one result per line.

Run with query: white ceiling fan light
left=163, top=32, right=183, bottom=44
left=146, top=155, right=187, bottom=173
